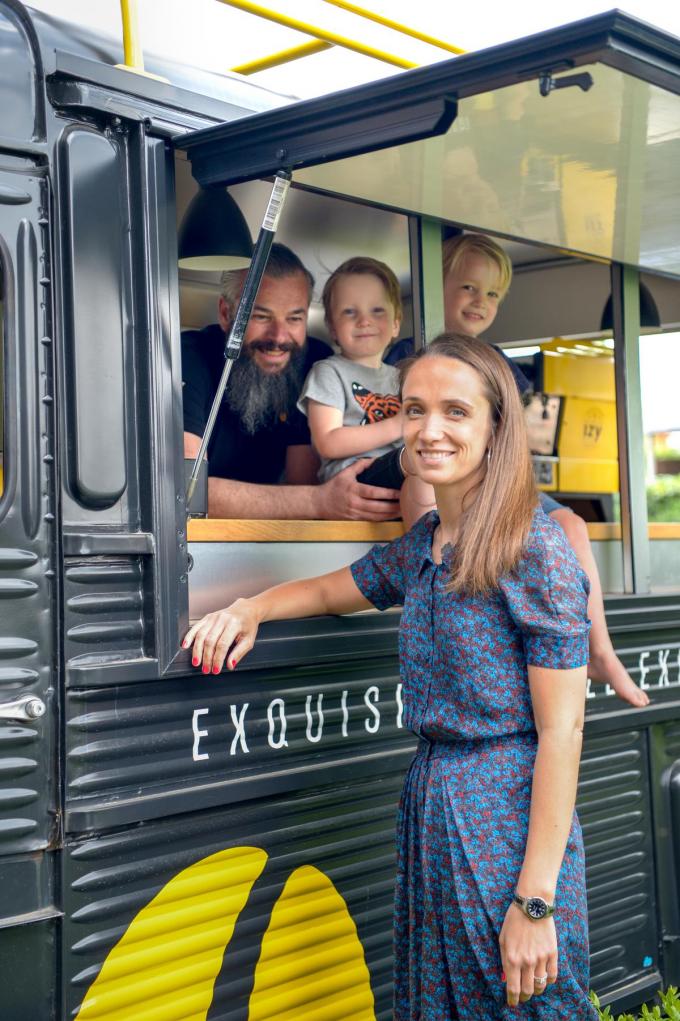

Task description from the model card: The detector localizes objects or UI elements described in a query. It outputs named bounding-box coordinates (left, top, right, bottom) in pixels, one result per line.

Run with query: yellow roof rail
left=117, top=0, right=168, bottom=80
left=219, top=0, right=418, bottom=70
left=232, top=39, right=332, bottom=76
left=322, top=1, right=465, bottom=56
left=117, top=0, right=463, bottom=82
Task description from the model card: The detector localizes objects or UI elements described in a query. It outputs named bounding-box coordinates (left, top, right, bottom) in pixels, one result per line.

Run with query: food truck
left=1, top=2, right=680, bottom=1016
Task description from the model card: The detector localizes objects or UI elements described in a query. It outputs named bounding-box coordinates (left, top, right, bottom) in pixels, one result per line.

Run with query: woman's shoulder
left=387, top=510, right=437, bottom=562
left=525, top=504, right=573, bottom=558
left=517, top=504, right=590, bottom=598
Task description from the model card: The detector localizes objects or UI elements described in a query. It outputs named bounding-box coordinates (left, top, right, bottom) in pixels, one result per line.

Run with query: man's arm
left=185, top=431, right=400, bottom=520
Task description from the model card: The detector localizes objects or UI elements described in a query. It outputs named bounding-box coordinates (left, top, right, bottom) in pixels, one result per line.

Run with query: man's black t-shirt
left=182, top=323, right=331, bottom=483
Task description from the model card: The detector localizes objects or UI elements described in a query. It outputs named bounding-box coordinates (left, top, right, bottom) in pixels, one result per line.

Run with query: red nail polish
left=231, top=659, right=237, bottom=669
left=212, top=665, right=220, bottom=674
left=192, top=657, right=199, bottom=667
left=202, top=665, right=209, bottom=674
left=501, top=973, right=506, bottom=982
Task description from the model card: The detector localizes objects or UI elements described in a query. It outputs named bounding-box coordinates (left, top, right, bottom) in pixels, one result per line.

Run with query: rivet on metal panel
left=44, top=513, right=55, bottom=523
left=43, top=454, right=54, bottom=463
left=41, top=395, right=53, bottom=404
left=39, top=276, right=50, bottom=286
left=40, top=336, right=52, bottom=345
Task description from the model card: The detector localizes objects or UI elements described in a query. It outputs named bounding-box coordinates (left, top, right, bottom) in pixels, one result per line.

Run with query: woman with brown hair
left=184, top=334, right=597, bottom=1019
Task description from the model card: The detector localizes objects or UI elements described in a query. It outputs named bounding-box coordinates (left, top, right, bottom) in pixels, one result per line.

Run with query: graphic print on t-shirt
left=351, top=381, right=401, bottom=425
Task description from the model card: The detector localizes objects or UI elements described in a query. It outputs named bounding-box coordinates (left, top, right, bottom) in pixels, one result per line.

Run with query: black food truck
left=1, top=2, right=680, bottom=1017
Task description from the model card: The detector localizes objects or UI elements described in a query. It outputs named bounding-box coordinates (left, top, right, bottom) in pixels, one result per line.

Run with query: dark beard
left=224, top=343, right=306, bottom=436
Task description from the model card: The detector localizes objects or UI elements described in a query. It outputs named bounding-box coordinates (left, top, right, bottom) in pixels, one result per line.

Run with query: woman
left=184, top=334, right=597, bottom=1020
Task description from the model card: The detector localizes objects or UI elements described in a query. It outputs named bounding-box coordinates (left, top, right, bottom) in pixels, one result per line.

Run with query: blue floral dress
left=350, top=508, right=597, bottom=1020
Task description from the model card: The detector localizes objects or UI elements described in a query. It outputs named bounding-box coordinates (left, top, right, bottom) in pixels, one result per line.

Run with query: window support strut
left=185, top=169, right=292, bottom=512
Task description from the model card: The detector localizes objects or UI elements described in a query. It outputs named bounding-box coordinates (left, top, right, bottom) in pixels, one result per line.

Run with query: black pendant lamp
left=178, top=187, right=253, bottom=271
left=600, top=281, right=661, bottom=332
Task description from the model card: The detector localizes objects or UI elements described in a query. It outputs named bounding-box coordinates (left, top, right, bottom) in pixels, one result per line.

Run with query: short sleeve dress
left=350, top=507, right=597, bottom=1021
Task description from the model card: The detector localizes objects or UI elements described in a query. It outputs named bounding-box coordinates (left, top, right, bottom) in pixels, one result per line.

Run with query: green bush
left=647, top=475, right=680, bottom=522
left=591, top=986, right=680, bottom=1020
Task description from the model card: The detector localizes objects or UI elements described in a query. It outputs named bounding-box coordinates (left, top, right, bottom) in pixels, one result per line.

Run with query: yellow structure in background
left=534, top=338, right=619, bottom=496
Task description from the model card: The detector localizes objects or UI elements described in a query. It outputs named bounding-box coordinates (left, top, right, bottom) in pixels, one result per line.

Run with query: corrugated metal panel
left=579, top=728, right=659, bottom=996
left=0, top=169, right=56, bottom=866
left=64, top=558, right=147, bottom=672
left=65, top=662, right=414, bottom=832
left=63, top=774, right=403, bottom=1020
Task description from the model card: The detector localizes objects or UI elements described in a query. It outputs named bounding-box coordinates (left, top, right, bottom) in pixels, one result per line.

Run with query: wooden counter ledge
left=187, top=519, right=680, bottom=543
left=187, top=519, right=405, bottom=542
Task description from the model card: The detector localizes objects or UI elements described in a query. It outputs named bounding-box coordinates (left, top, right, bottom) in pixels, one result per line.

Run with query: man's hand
left=318, top=459, right=400, bottom=522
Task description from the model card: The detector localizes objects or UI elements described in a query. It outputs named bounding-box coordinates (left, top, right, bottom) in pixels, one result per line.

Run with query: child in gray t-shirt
left=298, top=256, right=407, bottom=487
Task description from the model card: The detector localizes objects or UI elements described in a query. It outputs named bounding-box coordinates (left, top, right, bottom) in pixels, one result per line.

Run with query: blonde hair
left=442, top=233, right=512, bottom=298
left=322, top=256, right=403, bottom=327
left=400, top=333, right=536, bottom=594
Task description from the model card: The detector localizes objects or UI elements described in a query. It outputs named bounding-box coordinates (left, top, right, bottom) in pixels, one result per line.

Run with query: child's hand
left=588, top=652, right=650, bottom=707
left=182, top=598, right=260, bottom=675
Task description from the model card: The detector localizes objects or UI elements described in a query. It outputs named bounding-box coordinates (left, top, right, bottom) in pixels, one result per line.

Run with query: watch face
left=526, top=897, right=548, bottom=920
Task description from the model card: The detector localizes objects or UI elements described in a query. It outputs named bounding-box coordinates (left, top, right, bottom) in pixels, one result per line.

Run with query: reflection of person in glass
left=184, top=335, right=597, bottom=1019
left=402, top=233, right=647, bottom=707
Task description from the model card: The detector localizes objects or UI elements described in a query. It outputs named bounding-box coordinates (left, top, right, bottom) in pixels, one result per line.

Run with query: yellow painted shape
left=249, top=865, right=375, bottom=1021
left=75, top=846, right=268, bottom=1021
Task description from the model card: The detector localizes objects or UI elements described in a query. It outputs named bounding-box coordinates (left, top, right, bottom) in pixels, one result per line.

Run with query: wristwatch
left=512, top=893, right=555, bottom=921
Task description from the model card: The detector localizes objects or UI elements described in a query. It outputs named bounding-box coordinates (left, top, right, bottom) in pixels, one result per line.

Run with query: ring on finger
left=534, top=975, right=548, bottom=987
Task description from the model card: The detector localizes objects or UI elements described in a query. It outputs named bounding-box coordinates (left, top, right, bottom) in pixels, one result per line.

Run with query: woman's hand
left=182, top=598, right=261, bottom=674
left=499, top=903, right=558, bottom=1007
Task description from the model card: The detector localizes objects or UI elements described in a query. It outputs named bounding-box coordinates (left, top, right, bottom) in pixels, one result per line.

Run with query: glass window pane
left=296, top=63, right=680, bottom=276
left=640, top=330, right=680, bottom=593
left=495, top=254, right=624, bottom=595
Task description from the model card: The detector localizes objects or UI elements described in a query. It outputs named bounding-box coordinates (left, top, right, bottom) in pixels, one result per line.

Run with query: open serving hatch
left=178, top=9, right=680, bottom=278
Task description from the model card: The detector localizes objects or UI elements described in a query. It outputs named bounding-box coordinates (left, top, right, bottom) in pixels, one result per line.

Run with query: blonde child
left=401, top=232, right=647, bottom=708
left=298, top=256, right=407, bottom=493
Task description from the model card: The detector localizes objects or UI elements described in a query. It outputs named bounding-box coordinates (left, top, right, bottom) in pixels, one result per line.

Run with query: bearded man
left=182, top=244, right=400, bottom=520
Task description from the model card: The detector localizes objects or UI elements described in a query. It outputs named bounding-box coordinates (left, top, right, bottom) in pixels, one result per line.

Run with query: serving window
left=175, top=142, right=680, bottom=608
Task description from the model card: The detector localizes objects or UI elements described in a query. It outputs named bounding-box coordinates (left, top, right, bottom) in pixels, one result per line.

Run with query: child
left=298, top=256, right=407, bottom=492
left=403, top=231, right=647, bottom=708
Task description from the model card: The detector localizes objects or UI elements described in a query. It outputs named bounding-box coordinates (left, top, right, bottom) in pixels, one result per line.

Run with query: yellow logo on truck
left=75, top=847, right=376, bottom=1021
